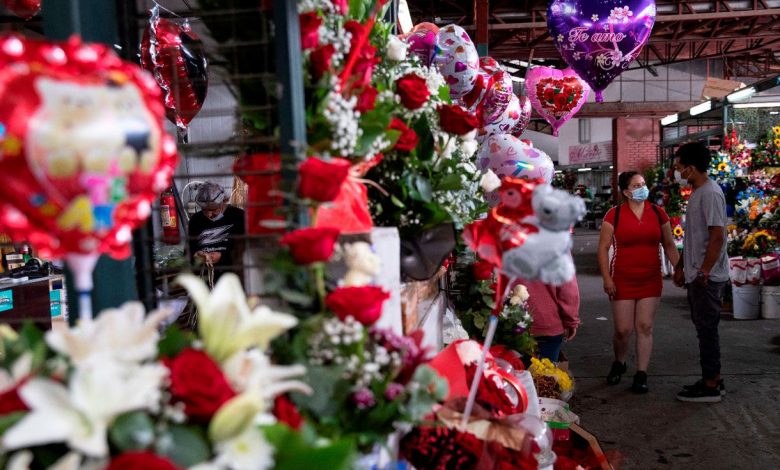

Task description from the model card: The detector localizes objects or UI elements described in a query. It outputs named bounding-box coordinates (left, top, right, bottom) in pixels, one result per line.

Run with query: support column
left=475, top=0, right=489, bottom=56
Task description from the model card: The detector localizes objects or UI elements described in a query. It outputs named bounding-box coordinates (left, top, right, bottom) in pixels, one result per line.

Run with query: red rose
left=326, top=286, right=390, bottom=325
left=344, top=21, right=379, bottom=89
left=388, top=118, right=419, bottom=152
left=0, top=385, right=28, bottom=415
left=438, top=104, right=479, bottom=136
left=106, top=452, right=180, bottom=470
left=554, top=93, right=568, bottom=109
left=543, top=88, right=555, bottom=103
left=163, top=349, right=236, bottom=422
left=396, top=73, right=430, bottom=110
left=309, top=44, right=335, bottom=81
left=299, top=12, right=322, bottom=50
left=273, top=395, right=303, bottom=430
left=280, top=227, right=341, bottom=265
left=356, top=86, right=378, bottom=113
left=298, top=157, right=351, bottom=202
left=333, top=0, right=349, bottom=14
left=471, top=260, right=494, bottom=281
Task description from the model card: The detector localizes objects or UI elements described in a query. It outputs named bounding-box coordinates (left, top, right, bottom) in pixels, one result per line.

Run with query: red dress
left=604, top=202, right=669, bottom=300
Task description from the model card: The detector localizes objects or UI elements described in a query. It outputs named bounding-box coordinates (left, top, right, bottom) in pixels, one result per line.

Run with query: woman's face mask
left=630, top=186, right=649, bottom=201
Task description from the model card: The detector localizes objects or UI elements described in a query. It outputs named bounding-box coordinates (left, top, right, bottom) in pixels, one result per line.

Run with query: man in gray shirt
left=672, top=142, right=729, bottom=403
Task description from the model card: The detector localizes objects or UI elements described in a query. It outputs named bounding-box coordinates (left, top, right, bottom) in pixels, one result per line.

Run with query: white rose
left=480, top=169, right=502, bottom=192
left=509, top=284, right=530, bottom=306
left=462, top=139, right=478, bottom=157
left=387, top=35, right=408, bottom=61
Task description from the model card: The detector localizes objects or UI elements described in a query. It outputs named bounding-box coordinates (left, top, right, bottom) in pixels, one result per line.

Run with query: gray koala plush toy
left=501, top=184, right=586, bottom=285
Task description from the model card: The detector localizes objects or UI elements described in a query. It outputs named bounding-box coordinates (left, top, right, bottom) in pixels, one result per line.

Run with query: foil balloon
left=478, top=134, right=555, bottom=184
left=510, top=95, right=532, bottom=138
left=525, top=66, right=589, bottom=136
left=141, top=6, right=208, bottom=129
left=547, top=0, right=656, bottom=102
left=2, top=0, right=40, bottom=19
left=403, top=22, right=439, bottom=66
left=478, top=70, right=514, bottom=127
left=0, top=34, right=178, bottom=319
left=435, top=24, right=479, bottom=100
left=461, top=56, right=500, bottom=110
left=478, top=94, right=522, bottom=140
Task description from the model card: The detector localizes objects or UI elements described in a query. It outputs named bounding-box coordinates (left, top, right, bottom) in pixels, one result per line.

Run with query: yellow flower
left=717, top=162, right=728, bottom=172
left=774, top=138, right=780, bottom=147
left=673, top=226, right=684, bottom=237
left=773, top=126, right=780, bottom=136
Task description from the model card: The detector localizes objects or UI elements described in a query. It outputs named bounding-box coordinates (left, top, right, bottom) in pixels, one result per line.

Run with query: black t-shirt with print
left=188, top=205, right=245, bottom=274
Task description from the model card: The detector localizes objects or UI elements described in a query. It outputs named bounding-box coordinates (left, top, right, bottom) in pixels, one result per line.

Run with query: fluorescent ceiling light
left=577, top=168, right=592, bottom=172
left=727, top=86, right=756, bottom=103
left=689, top=101, right=712, bottom=116
left=660, top=114, right=678, bottom=126
left=732, top=102, right=780, bottom=109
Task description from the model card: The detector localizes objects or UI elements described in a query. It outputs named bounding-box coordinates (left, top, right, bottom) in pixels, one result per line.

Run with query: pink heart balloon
left=525, top=66, right=589, bottom=136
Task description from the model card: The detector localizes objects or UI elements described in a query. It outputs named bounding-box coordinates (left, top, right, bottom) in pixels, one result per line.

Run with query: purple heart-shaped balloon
left=547, top=0, right=656, bottom=102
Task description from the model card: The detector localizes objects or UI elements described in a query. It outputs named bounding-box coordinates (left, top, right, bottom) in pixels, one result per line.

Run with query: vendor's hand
left=673, top=267, right=685, bottom=287
left=564, top=326, right=577, bottom=342
left=603, top=277, right=617, bottom=298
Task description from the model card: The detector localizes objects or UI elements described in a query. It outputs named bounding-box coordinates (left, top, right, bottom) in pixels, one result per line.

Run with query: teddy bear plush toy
left=501, top=183, right=586, bottom=285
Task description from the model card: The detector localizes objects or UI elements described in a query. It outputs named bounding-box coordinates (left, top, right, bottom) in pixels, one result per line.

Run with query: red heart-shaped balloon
left=0, top=34, right=178, bottom=260
left=140, top=8, right=208, bottom=129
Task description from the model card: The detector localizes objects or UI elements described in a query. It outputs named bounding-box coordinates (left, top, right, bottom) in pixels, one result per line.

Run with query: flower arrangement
left=451, top=255, right=537, bottom=358
left=709, top=151, right=736, bottom=184
left=669, top=215, right=684, bottom=247
left=0, top=276, right=358, bottom=470
left=528, top=357, right=574, bottom=402
left=735, top=187, right=776, bottom=229
left=750, top=128, right=780, bottom=168
left=287, top=315, right=448, bottom=449
left=728, top=226, right=777, bottom=258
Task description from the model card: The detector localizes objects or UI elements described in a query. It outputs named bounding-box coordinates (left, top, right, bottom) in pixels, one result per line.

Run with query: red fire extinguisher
left=160, top=187, right=181, bottom=245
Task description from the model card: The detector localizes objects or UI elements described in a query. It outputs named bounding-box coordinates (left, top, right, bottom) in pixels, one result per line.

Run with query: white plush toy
left=342, top=242, right=382, bottom=287
left=501, top=184, right=586, bottom=285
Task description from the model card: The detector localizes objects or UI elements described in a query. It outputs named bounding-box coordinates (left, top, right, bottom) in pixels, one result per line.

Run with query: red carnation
left=396, top=73, right=430, bottom=110
left=438, top=104, right=479, bottom=136
left=471, top=260, right=494, bottom=281
left=298, top=157, right=351, bottom=202
left=299, top=12, right=322, bottom=50
left=280, top=227, right=341, bottom=265
left=356, top=86, right=379, bottom=113
left=309, top=44, right=335, bottom=81
left=273, top=395, right=304, bottom=430
left=388, top=118, right=419, bottom=152
left=326, top=286, right=390, bottom=325
left=106, top=452, right=180, bottom=470
left=163, top=349, right=236, bottom=422
left=0, top=384, right=28, bottom=415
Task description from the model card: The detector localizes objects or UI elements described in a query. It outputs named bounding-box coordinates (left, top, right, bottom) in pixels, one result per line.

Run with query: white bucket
left=761, top=285, right=780, bottom=319
left=733, top=284, right=761, bottom=320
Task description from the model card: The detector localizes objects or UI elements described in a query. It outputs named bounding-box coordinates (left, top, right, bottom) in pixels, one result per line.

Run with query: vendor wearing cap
left=188, top=182, right=245, bottom=282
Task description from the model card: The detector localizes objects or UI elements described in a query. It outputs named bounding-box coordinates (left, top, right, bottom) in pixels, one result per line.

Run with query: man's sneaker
left=682, top=378, right=725, bottom=396
left=677, top=383, right=722, bottom=403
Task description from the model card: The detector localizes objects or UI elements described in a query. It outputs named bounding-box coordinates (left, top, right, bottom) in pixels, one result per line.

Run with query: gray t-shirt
left=683, top=178, right=729, bottom=283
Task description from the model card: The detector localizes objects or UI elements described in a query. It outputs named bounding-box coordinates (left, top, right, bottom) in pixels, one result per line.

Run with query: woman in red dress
left=597, top=171, right=680, bottom=393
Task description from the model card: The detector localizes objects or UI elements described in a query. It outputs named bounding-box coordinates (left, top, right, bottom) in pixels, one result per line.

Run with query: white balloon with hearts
left=435, top=24, right=479, bottom=99
left=477, top=134, right=555, bottom=205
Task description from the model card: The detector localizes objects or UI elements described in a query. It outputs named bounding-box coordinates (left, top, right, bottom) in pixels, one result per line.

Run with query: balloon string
left=461, top=315, right=498, bottom=429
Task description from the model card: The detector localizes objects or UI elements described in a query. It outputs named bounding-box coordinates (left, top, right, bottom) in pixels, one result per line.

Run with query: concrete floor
left=565, top=229, right=780, bottom=470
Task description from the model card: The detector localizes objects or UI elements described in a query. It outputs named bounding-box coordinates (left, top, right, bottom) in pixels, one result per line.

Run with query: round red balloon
left=0, top=34, right=178, bottom=260
left=2, top=0, right=40, bottom=19
left=141, top=8, right=208, bottom=129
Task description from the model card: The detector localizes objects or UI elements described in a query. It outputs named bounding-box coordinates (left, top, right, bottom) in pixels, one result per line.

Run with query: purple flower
left=352, top=388, right=376, bottom=409
left=384, top=382, right=405, bottom=401
left=514, top=325, right=526, bottom=334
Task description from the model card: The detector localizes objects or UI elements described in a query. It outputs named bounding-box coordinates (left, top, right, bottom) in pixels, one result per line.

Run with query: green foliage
left=263, top=424, right=355, bottom=470
left=155, top=425, right=211, bottom=468
left=157, top=326, right=193, bottom=359
left=109, top=412, right=156, bottom=452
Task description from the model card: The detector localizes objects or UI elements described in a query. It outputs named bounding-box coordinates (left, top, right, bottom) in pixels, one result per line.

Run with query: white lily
left=3, top=360, right=167, bottom=457
left=177, top=273, right=298, bottom=363
left=7, top=451, right=105, bottom=470
left=480, top=170, right=502, bottom=193
left=213, top=425, right=275, bottom=470
left=222, top=349, right=311, bottom=398
left=45, top=302, right=169, bottom=364
left=386, top=35, right=409, bottom=61
left=0, top=352, right=33, bottom=393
